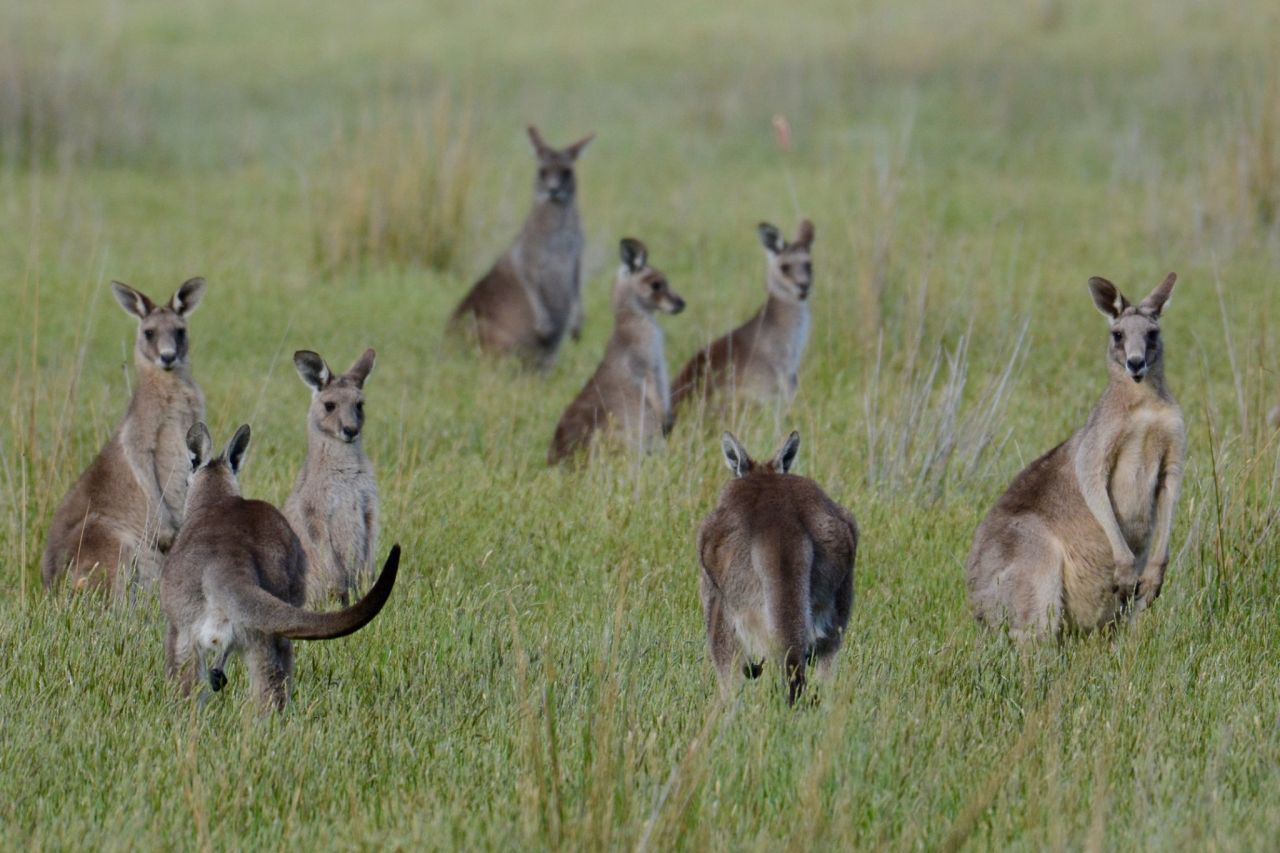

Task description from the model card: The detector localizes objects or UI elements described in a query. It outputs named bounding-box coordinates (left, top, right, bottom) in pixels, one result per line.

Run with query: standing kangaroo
left=283, top=348, right=378, bottom=605
left=966, top=274, right=1186, bottom=640
left=698, top=431, right=858, bottom=704
left=450, top=126, right=594, bottom=369
left=547, top=239, right=685, bottom=464
left=42, top=278, right=207, bottom=596
left=672, top=220, right=814, bottom=412
left=163, top=423, right=399, bottom=712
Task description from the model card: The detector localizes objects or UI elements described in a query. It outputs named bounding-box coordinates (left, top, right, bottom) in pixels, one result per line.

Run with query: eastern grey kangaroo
left=163, top=423, right=399, bottom=712
left=966, top=273, right=1186, bottom=640
left=450, top=126, right=594, bottom=369
left=43, top=278, right=207, bottom=596
left=698, top=431, right=858, bottom=704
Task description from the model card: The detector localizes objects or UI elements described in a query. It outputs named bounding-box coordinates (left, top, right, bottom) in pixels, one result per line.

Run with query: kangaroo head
left=186, top=422, right=250, bottom=501
left=294, top=348, right=375, bottom=444
left=720, top=430, right=801, bottom=478
left=614, top=238, right=685, bottom=316
left=111, top=277, right=205, bottom=371
left=758, top=220, right=814, bottom=303
left=1088, top=273, right=1176, bottom=384
left=527, top=125, right=593, bottom=206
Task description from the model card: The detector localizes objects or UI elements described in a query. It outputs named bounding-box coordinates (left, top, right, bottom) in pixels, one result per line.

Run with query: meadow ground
left=2, top=0, right=1279, bottom=848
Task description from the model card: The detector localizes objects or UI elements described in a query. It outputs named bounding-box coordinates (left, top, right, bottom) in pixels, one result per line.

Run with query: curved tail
left=229, top=545, right=401, bottom=640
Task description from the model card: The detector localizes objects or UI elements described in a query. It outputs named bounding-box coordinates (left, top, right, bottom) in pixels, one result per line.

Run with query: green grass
left=3, top=0, right=1280, bottom=848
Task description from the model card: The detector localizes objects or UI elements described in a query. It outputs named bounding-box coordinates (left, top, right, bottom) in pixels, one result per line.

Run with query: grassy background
left=2, top=0, right=1279, bottom=848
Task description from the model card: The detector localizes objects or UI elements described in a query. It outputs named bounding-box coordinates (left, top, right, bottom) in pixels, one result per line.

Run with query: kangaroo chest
left=519, top=228, right=582, bottom=325
left=1108, top=406, right=1181, bottom=550
left=740, top=305, right=810, bottom=397
left=152, top=383, right=205, bottom=511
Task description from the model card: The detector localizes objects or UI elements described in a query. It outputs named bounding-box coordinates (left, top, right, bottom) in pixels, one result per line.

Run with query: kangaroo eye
left=650, top=280, right=662, bottom=292
left=780, top=263, right=792, bottom=275
left=1146, top=329, right=1159, bottom=343
left=144, top=329, right=155, bottom=340
left=559, top=169, right=571, bottom=182
left=356, top=402, right=364, bottom=416
left=175, top=329, right=186, bottom=342
left=1112, top=331, right=1123, bottom=345
left=803, top=263, right=812, bottom=276
left=324, top=401, right=336, bottom=413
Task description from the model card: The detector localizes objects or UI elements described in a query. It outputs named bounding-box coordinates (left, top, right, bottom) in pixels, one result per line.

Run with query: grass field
left=2, top=0, right=1279, bottom=848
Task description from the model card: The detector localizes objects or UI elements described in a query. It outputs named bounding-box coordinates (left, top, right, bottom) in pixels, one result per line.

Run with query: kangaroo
left=548, top=239, right=685, bottom=464
left=163, top=423, right=399, bottom=712
left=966, top=274, right=1186, bottom=641
left=672, top=220, right=814, bottom=412
left=449, top=125, right=594, bottom=369
left=698, top=431, right=858, bottom=704
left=283, top=348, right=378, bottom=605
left=42, top=278, right=207, bottom=596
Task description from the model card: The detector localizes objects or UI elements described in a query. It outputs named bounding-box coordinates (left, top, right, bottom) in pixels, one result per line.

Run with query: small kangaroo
left=163, top=423, right=399, bottom=712
left=450, top=126, right=594, bottom=369
left=966, top=274, right=1186, bottom=640
left=698, top=431, right=858, bottom=704
left=42, top=278, right=207, bottom=596
left=283, top=348, right=378, bottom=605
left=548, top=239, right=685, bottom=464
left=672, top=220, right=814, bottom=412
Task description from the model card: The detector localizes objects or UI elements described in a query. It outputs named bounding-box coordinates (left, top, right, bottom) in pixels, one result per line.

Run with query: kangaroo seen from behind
left=283, top=348, right=378, bottom=605
left=698, top=431, right=858, bottom=704
left=966, top=274, right=1186, bottom=640
left=42, top=278, right=207, bottom=596
left=548, top=238, right=685, bottom=464
left=163, top=423, right=399, bottom=712
left=672, top=220, right=814, bottom=413
left=450, top=126, right=594, bottom=369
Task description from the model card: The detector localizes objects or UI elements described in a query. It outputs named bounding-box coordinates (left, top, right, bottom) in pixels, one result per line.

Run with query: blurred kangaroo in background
left=548, top=239, right=685, bottom=464
left=283, top=348, right=378, bottom=605
left=163, top=423, right=399, bottom=712
left=450, top=126, right=594, bottom=369
left=966, top=274, right=1186, bottom=640
left=672, top=220, right=814, bottom=412
left=698, top=431, right=858, bottom=704
left=42, top=278, right=207, bottom=597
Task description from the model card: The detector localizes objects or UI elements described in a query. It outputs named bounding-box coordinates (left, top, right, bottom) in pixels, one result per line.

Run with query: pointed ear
left=721, top=432, right=754, bottom=478
left=293, top=351, right=332, bottom=393
left=1139, top=272, right=1176, bottom=318
left=619, top=238, right=647, bottom=273
left=769, top=431, right=801, bottom=473
left=186, top=422, right=212, bottom=470
left=1088, top=276, right=1129, bottom=320
left=225, top=424, right=251, bottom=475
left=111, top=281, right=154, bottom=319
left=169, top=277, right=206, bottom=316
left=757, top=222, right=786, bottom=255
left=345, top=348, right=376, bottom=388
left=527, top=125, right=550, bottom=155
left=793, top=219, right=815, bottom=249
left=564, top=132, right=594, bottom=160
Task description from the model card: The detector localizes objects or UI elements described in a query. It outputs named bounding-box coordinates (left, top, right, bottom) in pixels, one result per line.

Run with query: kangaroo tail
left=230, top=545, right=400, bottom=640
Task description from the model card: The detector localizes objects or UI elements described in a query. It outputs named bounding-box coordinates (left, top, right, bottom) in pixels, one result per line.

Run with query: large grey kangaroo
left=43, top=277, right=207, bottom=597
left=966, top=273, right=1186, bottom=640
left=449, top=126, right=594, bottom=369
left=163, top=423, right=399, bottom=712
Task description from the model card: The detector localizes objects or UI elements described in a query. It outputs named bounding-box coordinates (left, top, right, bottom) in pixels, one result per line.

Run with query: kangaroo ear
left=225, top=424, right=251, bottom=475
left=619, top=238, right=647, bottom=273
left=769, top=431, right=801, bottom=473
left=721, top=432, right=754, bottom=478
left=186, top=422, right=212, bottom=470
left=169, top=277, right=206, bottom=316
left=527, top=125, right=550, bottom=156
left=1139, top=272, right=1176, bottom=317
left=564, top=132, right=594, bottom=160
left=1088, top=276, right=1129, bottom=320
left=111, top=281, right=154, bottom=319
left=345, top=348, right=376, bottom=388
left=294, top=350, right=332, bottom=393
left=793, top=220, right=815, bottom=249
left=757, top=222, right=786, bottom=256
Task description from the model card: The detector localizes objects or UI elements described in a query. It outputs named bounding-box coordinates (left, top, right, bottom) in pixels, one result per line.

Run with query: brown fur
left=449, top=126, right=594, bottom=370
left=162, top=423, right=399, bottom=712
left=966, top=273, right=1186, bottom=640
left=42, top=278, right=207, bottom=597
left=672, top=220, right=814, bottom=412
left=548, top=239, right=685, bottom=464
left=698, top=431, right=858, bottom=704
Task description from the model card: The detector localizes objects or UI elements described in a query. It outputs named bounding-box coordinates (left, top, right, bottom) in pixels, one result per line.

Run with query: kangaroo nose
left=160, top=352, right=177, bottom=366
left=342, top=425, right=359, bottom=441
left=1126, top=355, right=1146, bottom=372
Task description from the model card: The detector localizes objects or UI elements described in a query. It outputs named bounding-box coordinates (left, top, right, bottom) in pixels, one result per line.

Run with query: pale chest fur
left=741, top=302, right=811, bottom=399
left=134, top=377, right=205, bottom=513
left=611, top=319, right=669, bottom=441
left=287, top=450, right=377, bottom=566
left=1108, top=404, right=1184, bottom=551
left=512, top=216, right=582, bottom=318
